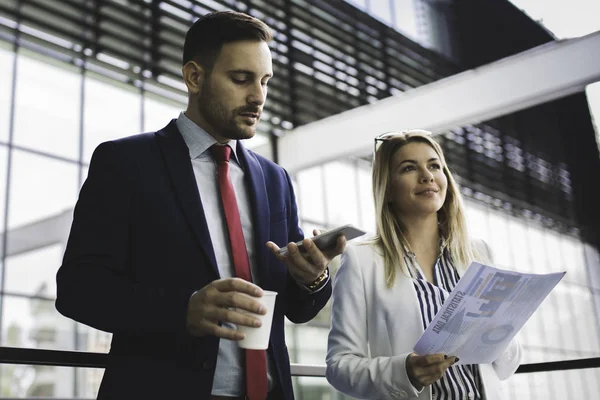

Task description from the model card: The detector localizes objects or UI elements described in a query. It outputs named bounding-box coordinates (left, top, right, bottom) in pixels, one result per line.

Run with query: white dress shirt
left=176, top=112, right=275, bottom=396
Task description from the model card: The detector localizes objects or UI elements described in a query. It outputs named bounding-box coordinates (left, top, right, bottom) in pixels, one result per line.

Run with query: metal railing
left=1, top=346, right=600, bottom=377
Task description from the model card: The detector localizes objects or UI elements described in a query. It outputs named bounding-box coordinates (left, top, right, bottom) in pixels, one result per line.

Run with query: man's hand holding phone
left=266, top=224, right=366, bottom=286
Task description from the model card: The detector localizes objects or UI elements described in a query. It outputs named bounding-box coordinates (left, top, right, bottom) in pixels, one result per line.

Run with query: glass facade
left=0, top=1, right=598, bottom=399
left=0, top=40, right=266, bottom=399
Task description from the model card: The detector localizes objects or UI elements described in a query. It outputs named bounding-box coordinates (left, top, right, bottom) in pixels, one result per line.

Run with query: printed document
left=413, top=262, right=565, bottom=364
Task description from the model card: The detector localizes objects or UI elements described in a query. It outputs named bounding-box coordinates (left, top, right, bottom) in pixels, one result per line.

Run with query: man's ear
left=182, top=61, right=204, bottom=95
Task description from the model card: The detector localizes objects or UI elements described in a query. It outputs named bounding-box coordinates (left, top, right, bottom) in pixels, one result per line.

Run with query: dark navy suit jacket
left=56, top=120, right=332, bottom=399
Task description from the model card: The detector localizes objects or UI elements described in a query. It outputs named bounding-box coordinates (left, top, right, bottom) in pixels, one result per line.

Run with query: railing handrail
left=1, top=346, right=599, bottom=376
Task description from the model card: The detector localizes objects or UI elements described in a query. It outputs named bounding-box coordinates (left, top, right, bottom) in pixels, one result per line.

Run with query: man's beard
left=197, top=83, right=256, bottom=140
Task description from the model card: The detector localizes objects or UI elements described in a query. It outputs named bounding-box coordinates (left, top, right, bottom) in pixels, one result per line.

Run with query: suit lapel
left=236, top=142, right=272, bottom=288
left=155, top=121, right=219, bottom=277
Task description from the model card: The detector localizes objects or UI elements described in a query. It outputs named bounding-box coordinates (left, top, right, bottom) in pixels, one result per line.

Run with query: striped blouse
left=406, top=249, right=483, bottom=400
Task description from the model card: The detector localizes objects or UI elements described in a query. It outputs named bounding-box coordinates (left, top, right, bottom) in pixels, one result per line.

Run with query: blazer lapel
left=236, top=142, right=272, bottom=288
left=155, top=121, right=219, bottom=277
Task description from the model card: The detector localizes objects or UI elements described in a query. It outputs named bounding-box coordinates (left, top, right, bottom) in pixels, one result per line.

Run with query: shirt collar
left=176, top=111, right=240, bottom=163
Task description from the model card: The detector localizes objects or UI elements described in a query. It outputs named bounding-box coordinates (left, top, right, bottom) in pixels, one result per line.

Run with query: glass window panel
left=292, top=376, right=352, bottom=400
left=560, top=236, right=587, bottom=285
left=394, top=0, right=419, bottom=40
left=4, top=243, right=63, bottom=297
left=242, top=132, right=270, bottom=150
left=143, top=93, right=182, bottom=132
left=369, top=0, right=393, bottom=25
left=0, top=145, right=7, bottom=234
left=0, top=45, right=14, bottom=143
left=77, top=322, right=112, bottom=353
left=296, top=166, right=325, bottom=223
left=13, top=51, right=80, bottom=159
left=487, top=212, right=511, bottom=267
left=544, top=230, right=565, bottom=273
left=0, top=363, right=36, bottom=397
left=464, top=200, right=490, bottom=245
left=80, top=164, right=90, bottom=188
left=507, top=218, right=531, bottom=273
left=74, top=323, right=111, bottom=396
left=0, top=364, right=76, bottom=398
left=0, top=295, right=75, bottom=350
left=498, top=372, right=532, bottom=399
left=287, top=325, right=328, bottom=365
left=502, top=369, right=600, bottom=400
left=323, top=161, right=360, bottom=227
left=558, top=284, right=600, bottom=356
left=345, top=0, right=366, bottom=9
left=76, top=366, right=103, bottom=399
left=585, top=82, right=600, bottom=152
left=526, top=369, right=562, bottom=399
left=526, top=225, right=547, bottom=273
left=83, top=73, right=141, bottom=163
left=525, top=285, right=568, bottom=361
left=518, top=311, right=548, bottom=362
left=581, top=368, right=600, bottom=399
left=357, top=163, right=375, bottom=232
left=7, top=150, right=78, bottom=229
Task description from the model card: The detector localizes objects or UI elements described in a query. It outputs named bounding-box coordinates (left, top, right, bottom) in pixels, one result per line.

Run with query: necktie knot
left=211, top=144, right=231, bottom=163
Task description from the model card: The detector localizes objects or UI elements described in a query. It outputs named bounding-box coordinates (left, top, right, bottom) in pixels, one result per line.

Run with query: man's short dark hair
left=182, top=11, right=272, bottom=69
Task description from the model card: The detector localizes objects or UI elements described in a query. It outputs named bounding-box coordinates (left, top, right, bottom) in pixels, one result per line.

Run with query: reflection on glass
left=83, top=73, right=141, bottom=162
left=4, top=243, right=63, bottom=297
left=7, top=150, right=78, bottom=229
left=13, top=51, right=80, bottom=159
left=0, top=45, right=14, bottom=143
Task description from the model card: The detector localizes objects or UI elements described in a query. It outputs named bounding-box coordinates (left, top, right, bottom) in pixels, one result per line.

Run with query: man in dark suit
left=55, top=11, right=344, bottom=400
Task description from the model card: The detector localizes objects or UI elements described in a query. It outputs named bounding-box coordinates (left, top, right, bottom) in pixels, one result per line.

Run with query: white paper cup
left=237, top=290, right=277, bottom=350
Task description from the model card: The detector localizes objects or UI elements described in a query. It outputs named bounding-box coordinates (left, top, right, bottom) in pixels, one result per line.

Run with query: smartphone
left=277, top=224, right=367, bottom=256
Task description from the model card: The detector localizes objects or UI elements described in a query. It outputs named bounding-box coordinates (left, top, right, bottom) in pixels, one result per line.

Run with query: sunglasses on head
left=373, top=130, right=433, bottom=158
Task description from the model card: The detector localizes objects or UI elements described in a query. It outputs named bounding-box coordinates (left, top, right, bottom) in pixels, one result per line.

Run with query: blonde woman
left=326, top=131, right=520, bottom=400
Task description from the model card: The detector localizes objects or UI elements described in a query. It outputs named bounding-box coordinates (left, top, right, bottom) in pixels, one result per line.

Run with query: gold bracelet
left=306, top=268, right=329, bottom=291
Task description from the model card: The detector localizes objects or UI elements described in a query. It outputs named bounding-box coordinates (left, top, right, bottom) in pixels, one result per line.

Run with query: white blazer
left=326, top=241, right=521, bottom=400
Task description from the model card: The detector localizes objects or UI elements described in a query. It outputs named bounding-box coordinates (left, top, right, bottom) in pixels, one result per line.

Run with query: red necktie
left=211, top=145, right=268, bottom=400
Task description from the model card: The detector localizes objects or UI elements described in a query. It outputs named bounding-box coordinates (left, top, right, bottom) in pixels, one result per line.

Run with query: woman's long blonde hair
left=371, top=130, right=482, bottom=287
